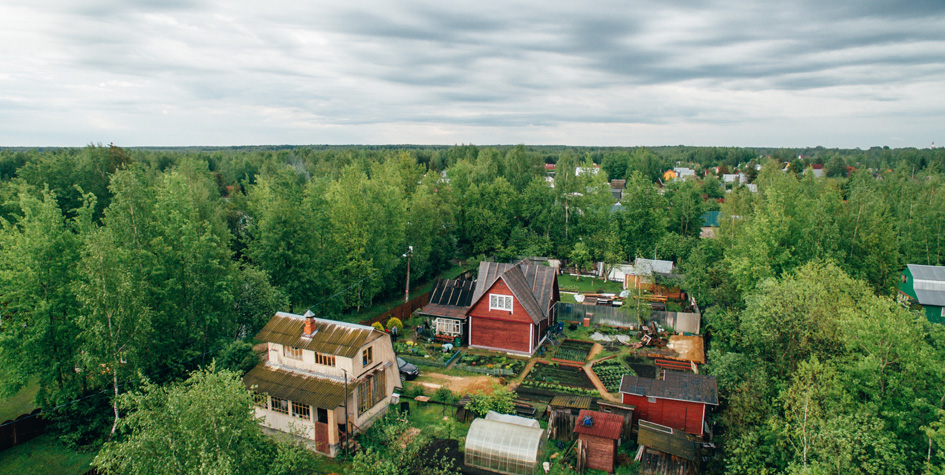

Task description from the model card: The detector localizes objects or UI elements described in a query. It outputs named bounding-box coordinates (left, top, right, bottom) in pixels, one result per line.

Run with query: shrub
left=386, top=317, right=404, bottom=333
left=372, top=322, right=385, bottom=332
left=431, top=387, right=456, bottom=404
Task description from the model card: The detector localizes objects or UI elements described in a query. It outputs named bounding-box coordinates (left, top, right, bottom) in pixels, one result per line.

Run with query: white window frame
left=941, top=307, right=945, bottom=318
left=489, top=294, right=513, bottom=312
left=435, top=318, right=462, bottom=336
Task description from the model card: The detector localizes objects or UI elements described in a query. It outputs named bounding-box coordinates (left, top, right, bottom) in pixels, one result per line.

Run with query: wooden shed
left=574, top=409, right=623, bottom=474
left=620, top=371, right=718, bottom=436
left=547, top=395, right=593, bottom=441
left=596, top=400, right=636, bottom=441
left=635, top=420, right=698, bottom=475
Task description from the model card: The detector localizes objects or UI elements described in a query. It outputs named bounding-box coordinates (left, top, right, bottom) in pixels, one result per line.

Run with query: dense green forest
left=2, top=143, right=945, bottom=473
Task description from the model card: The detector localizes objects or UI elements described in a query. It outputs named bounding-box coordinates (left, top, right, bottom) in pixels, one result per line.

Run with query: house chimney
left=303, top=310, right=316, bottom=336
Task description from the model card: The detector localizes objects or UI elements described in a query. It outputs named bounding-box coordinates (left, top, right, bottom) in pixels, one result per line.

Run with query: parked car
left=397, top=356, right=419, bottom=380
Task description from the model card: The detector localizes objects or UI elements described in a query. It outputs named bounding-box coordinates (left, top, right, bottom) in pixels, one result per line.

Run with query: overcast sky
left=2, top=1, right=943, bottom=148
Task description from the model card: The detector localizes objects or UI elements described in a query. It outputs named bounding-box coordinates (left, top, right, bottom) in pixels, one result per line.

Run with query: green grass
left=338, top=264, right=470, bottom=324
left=0, top=379, right=39, bottom=422
left=557, top=274, right=623, bottom=294
left=0, top=434, right=96, bottom=475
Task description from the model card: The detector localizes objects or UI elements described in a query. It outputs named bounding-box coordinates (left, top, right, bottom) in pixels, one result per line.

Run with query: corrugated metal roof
left=471, top=261, right=558, bottom=324
left=418, top=303, right=469, bottom=319
left=637, top=420, right=697, bottom=461
left=573, top=410, right=622, bottom=440
left=908, top=265, right=945, bottom=306
left=548, top=395, right=593, bottom=410
left=254, top=312, right=385, bottom=358
left=243, top=363, right=350, bottom=409
left=619, top=371, right=718, bottom=405
left=631, top=259, right=674, bottom=276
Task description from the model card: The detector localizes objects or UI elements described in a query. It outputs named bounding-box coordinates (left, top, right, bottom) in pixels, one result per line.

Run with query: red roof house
left=574, top=410, right=623, bottom=473
left=466, top=261, right=559, bottom=355
left=619, top=371, right=718, bottom=437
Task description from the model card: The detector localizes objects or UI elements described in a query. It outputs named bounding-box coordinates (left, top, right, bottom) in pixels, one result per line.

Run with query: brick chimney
left=303, top=310, right=317, bottom=337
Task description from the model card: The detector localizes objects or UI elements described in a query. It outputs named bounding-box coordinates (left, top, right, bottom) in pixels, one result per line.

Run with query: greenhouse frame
left=464, top=414, right=547, bottom=475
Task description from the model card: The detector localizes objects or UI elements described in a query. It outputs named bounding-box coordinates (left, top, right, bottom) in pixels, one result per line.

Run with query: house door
left=315, top=408, right=329, bottom=454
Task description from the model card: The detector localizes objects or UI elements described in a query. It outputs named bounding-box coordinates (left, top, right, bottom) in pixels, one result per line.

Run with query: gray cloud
left=0, top=0, right=942, bottom=147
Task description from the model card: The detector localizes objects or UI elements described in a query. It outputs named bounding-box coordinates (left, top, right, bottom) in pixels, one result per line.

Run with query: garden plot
left=590, top=358, right=635, bottom=393
left=518, top=362, right=599, bottom=399
left=551, top=339, right=595, bottom=364
left=454, top=353, right=528, bottom=377
left=623, top=355, right=657, bottom=379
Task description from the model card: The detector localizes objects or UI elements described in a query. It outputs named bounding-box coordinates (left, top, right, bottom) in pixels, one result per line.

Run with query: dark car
left=397, top=356, right=419, bottom=380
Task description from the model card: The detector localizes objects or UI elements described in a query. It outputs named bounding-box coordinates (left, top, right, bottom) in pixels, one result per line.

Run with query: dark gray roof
left=471, top=261, right=557, bottom=324
left=908, top=264, right=945, bottom=306
left=428, top=278, right=475, bottom=307
left=619, top=371, right=718, bottom=405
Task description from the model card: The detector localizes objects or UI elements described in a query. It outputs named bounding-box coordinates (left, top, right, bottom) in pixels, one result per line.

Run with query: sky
left=1, top=1, right=943, bottom=148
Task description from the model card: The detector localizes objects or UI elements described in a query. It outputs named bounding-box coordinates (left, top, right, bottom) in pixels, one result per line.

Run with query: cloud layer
left=2, top=1, right=943, bottom=147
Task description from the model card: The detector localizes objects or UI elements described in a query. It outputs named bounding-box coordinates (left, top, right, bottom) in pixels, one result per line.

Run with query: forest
left=2, top=143, right=945, bottom=473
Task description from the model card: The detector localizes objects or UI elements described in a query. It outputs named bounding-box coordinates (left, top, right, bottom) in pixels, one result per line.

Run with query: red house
left=466, top=261, right=559, bottom=355
left=619, top=371, right=718, bottom=437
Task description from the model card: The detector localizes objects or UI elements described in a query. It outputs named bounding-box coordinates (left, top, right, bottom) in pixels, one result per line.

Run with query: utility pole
left=403, top=245, right=413, bottom=304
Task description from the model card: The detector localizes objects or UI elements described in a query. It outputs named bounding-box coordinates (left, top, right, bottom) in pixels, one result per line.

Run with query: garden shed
left=547, top=395, right=593, bottom=441
left=465, top=414, right=547, bottom=475
left=574, top=409, right=623, bottom=474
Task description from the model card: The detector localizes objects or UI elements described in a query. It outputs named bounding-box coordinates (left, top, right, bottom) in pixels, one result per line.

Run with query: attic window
left=489, top=294, right=513, bottom=312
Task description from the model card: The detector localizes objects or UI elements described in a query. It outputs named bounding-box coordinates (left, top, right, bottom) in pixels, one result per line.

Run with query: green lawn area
left=0, top=434, right=96, bottom=475
left=337, top=264, right=471, bottom=324
left=557, top=274, right=623, bottom=294
left=0, top=379, right=39, bottom=423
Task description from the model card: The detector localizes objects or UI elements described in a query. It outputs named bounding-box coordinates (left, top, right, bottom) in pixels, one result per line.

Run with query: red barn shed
left=466, top=261, right=558, bottom=355
left=574, top=409, right=623, bottom=473
left=619, top=371, right=718, bottom=437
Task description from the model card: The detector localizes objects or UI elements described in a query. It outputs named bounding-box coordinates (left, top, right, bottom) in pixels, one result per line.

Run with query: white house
left=244, top=311, right=399, bottom=456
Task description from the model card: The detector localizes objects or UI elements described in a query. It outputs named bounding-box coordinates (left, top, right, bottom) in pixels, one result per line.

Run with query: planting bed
left=454, top=353, right=528, bottom=376
left=552, top=339, right=595, bottom=363
left=520, top=362, right=599, bottom=398
left=591, top=358, right=635, bottom=392
left=394, top=341, right=458, bottom=367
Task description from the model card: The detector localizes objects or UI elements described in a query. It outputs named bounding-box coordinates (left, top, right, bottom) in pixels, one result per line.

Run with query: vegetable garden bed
left=453, top=353, right=527, bottom=377
left=590, top=357, right=635, bottom=392
left=395, top=340, right=459, bottom=368
left=551, top=339, right=594, bottom=364
left=623, top=355, right=657, bottom=379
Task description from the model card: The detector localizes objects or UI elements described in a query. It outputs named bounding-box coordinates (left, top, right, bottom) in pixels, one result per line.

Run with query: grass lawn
left=338, top=264, right=470, bottom=324
left=557, top=274, right=623, bottom=294
left=0, top=379, right=39, bottom=423
left=0, top=434, right=96, bottom=475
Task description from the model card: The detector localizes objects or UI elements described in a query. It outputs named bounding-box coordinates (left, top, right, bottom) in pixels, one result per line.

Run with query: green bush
left=386, top=317, right=404, bottom=333
left=372, top=322, right=385, bottom=332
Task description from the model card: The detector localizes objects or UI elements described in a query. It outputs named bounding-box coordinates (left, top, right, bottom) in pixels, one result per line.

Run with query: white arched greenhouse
left=464, top=412, right=547, bottom=475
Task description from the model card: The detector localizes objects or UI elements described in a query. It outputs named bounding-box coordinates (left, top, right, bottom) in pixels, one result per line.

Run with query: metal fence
left=557, top=303, right=643, bottom=328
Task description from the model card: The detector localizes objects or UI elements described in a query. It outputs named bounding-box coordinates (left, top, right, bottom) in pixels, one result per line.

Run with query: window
left=315, top=353, right=336, bottom=367
left=252, top=392, right=268, bottom=408
left=270, top=396, right=289, bottom=414
left=941, top=307, right=945, bottom=318
left=284, top=346, right=303, bottom=360
left=489, top=294, right=513, bottom=311
left=902, top=274, right=907, bottom=283
left=435, top=318, right=462, bottom=336
left=358, top=372, right=387, bottom=415
left=292, top=401, right=311, bottom=421
left=362, top=346, right=373, bottom=367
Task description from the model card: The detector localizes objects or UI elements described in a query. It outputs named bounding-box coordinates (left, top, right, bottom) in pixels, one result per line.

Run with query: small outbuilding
left=465, top=413, right=547, bottom=475
left=620, top=371, right=718, bottom=437
left=547, top=395, right=593, bottom=441
left=635, top=420, right=698, bottom=475
left=574, top=409, right=623, bottom=473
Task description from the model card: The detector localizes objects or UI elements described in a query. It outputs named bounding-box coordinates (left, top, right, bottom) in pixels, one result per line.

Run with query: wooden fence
left=0, top=409, right=46, bottom=452
left=359, top=292, right=430, bottom=327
